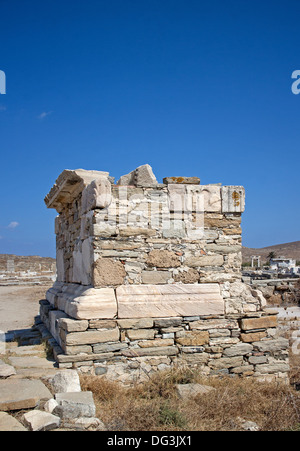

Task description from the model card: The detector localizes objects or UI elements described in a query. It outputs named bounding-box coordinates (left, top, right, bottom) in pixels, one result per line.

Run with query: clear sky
left=0, top=0, right=299, bottom=258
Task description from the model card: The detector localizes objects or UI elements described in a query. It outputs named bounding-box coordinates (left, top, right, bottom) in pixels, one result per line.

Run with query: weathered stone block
left=154, top=318, right=182, bottom=328
left=163, top=176, right=200, bottom=185
left=117, top=164, right=158, bottom=187
left=147, top=250, right=181, bottom=268
left=93, top=258, right=126, bottom=287
left=208, top=356, right=243, bottom=370
left=204, top=216, right=241, bottom=228
left=64, top=345, right=93, bottom=355
left=126, top=329, right=156, bottom=340
left=222, top=343, right=253, bottom=357
left=54, top=391, right=96, bottom=420
left=186, top=185, right=221, bottom=213
left=122, top=346, right=179, bottom=358
left=240, top=316, right=277, bottom=331
left=117, top=318, right=154, bottom=329
left=0, top=379, right=52, bottom=411
left=0, top=412, right=27, bottom=431
left=179, top=353, right=209, bottom=365
left=65, top=328, right=120, bottom=346
left=255, top=362, right=289, bottom=374
left=184, top=255, right=224, bottom=267
left=88, top=319, right=117, bottom=329
left=93, top=342, right=128, bottom=353
left=174, top=269, right=200, bottom=283
left=240, top=332, right=266, bottom=343
left=63, top=287, right=117, bottom=320
left=81, top=177, right=112, bottom=213
left=141, top=270, right=171, bottom=284
left=119, top=226, right=157, bottom=237
left=47, top=369, right=81, bottom=393
left=252, top=338, right=289, bottom=353
left=190, top=318, right=239, bottom=331
left=138, top=339, right=174, bottom=348
left=248, top=355, right=268, bottom=364
left=116, top=284, right=224, bottom=318
left=221, top=186, right=245, bottom=213
left=176, top=331, right=209, bottom=346
left=58, top=318, right=89, bottom=332
left=205, top=244, right=241, bottom=254
left=0, top=360, right=16, bottom=378
left=23, top=410, right=61, bottom=431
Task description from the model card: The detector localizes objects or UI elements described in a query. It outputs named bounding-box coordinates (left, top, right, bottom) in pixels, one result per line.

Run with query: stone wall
left=39, top=302, right=289, bottom=384
left=39, top=165, right=290, bottom=383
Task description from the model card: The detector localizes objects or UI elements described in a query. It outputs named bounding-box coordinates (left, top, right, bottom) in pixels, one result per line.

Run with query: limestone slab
left=47, top=370, right=81, bottom=393
left=117, top=164, right=158, bottom=187
left=8, top=355, right=56, bottom=369
left=45, top=169, right=110, bottom=211
left=116, top=283, right=224, bottom=318
left=23, top=410, right=61, bottom=431
left=221, top=186, right=245, bottom=213
left=62, top=286, right=117, bottom=320
left=0, top=412, right=27, bottom=431
left=55, top=391, right=96, bottom=420
left=0, top=360, right=16, bottom=378
left=163, top=176, right=200, bottom=185
left=0, top=379, right=52, bottom=411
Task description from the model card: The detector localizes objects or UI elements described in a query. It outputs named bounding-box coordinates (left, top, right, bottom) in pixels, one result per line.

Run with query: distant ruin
left=39, top=165, right=289, bottom=383
left=0, top=254, right=56, bottom=286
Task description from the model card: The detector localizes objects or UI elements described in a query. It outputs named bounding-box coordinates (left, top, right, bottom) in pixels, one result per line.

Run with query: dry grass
left=80, top=367, right=300, bottom=431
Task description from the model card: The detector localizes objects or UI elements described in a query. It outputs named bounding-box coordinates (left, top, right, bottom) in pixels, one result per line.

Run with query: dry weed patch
left=80, top=368, right=300, bottom=431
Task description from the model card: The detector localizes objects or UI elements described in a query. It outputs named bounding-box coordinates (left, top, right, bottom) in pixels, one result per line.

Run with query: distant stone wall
left=39, top=165, right=290, bottom=383
left=0, top=254, right=56, bottom=286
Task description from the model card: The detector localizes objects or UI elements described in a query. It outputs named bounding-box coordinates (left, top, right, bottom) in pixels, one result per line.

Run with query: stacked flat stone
left=39, top=164, right=289, bottom=383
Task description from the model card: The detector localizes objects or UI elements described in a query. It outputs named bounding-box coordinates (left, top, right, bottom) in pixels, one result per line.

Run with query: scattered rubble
left=0, top=329, right=101, bottom=431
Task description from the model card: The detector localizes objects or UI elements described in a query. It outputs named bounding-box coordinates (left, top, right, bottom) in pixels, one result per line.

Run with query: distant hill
left=242, top=241, right=300, bottom=263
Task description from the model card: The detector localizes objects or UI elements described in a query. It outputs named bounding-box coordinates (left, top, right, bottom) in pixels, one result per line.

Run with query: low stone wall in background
left=0, top=254, right=56, bottom=286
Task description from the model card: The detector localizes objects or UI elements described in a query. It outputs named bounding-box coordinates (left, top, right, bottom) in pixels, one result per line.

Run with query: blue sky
left=0, top=0, right=299, bottom=258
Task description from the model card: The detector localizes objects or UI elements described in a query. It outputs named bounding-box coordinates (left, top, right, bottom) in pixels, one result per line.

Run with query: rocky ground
left=0, top=285, right=103, bottom=431
left=0, top=338, right=105, bottom=431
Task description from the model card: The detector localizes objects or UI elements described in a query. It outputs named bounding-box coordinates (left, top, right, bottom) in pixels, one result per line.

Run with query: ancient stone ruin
left=39, top=164, right=289, bottom=383
left=0, top=255, right=56, bottom=286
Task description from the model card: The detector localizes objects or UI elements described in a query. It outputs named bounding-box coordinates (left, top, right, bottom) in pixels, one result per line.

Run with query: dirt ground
left=0, top=285, right=50, bottom=334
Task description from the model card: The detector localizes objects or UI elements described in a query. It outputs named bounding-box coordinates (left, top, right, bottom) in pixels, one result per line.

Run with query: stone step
left=0, top=378, right=52, bottom=411
left=0, top=412, right=27, bottom=431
